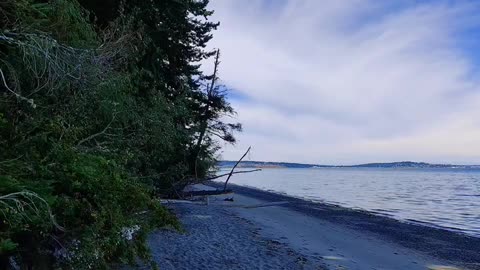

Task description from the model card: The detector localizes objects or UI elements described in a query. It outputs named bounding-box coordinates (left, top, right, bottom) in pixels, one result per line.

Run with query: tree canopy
left=0, top=0, right=239, bottom=268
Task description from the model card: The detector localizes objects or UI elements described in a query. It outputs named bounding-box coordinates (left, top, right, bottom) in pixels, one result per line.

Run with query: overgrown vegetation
left=0, top=0, right=239, bottom=268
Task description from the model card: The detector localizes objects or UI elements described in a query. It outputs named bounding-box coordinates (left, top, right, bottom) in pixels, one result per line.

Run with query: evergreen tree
left=0, top=0, right=240, bottom=268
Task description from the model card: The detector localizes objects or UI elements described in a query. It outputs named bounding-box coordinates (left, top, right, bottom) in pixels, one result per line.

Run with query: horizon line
left=218, top=160, right=480, bottom=167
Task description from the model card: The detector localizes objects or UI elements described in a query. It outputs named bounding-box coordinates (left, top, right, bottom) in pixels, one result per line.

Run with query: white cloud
left=205, top=0, right=480, bottom=164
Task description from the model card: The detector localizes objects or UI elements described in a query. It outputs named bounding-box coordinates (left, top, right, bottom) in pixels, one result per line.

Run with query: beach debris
left=321, top=256, right=346, bottom=261
left=242, top=201, right=289, bottom=209
left=160, top=199, right=206, bottom=204
left=222, top=146, right=252, bottom=192
left=181, top=189, right=234, bottom=197
left=224, top=197, right=234, bottom=201
left=204, top=169, right=261, bottom=182
left=160, top=198, right=289, bottom=208
left=218, top=201, right=289, bottom=208
left=181, top=186, right=236, bottom=205
left=427, top=265, right=462, bottom=270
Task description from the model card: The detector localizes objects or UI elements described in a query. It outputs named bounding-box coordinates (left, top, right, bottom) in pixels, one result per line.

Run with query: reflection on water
left=216, top=168, right=480, bottom=237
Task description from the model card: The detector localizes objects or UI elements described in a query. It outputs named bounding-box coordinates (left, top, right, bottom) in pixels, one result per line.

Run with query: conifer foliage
left=0, top=0, right=239, bottom=268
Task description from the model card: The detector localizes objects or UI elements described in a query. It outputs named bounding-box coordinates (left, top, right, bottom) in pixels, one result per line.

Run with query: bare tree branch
left=205, top=168, right=261, bottom=181
left=223, top=146, right=251, bottom=191
left=0, top=68, right=35, bottom=107
left=76, top=114, right=116, bottom=146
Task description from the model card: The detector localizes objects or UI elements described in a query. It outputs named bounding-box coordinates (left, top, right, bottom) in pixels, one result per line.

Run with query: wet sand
left=142, top=200, right=323, bottom=269
left=144, top=183, right=480, bottom=269
left=219, top=183, right=480, bottom=270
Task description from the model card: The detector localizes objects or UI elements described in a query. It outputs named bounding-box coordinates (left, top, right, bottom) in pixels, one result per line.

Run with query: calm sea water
left=216, top=167, right=480, bottom=237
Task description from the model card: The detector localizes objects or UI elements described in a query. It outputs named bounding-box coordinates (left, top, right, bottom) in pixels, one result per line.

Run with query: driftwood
left=167, top=146, right=258, bottom=199
left=206, top=169, right=261, bottom=181
left=160, top=199, right=290, bottom=209
left=181, top=189, right=234, bottom=197
left=223, top=146, right=252, bottom=191
left=159, top=199, right=206, bottom=205
left=242, top=201, right=289, bottom=209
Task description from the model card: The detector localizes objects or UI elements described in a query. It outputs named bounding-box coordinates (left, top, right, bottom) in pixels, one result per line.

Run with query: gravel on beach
left=142, top=202, right=324, bottom=270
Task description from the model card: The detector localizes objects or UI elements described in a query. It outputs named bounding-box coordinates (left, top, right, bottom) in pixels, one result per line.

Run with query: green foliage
left=0, top=0, right=238, bottom=268
left=0, top=239, right=18, bottom=254
left=12, top=0, right=98, bottom=47
left=48, top=149, right=179, bottom=269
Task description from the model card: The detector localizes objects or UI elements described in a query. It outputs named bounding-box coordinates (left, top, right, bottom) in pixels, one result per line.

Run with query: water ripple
left=219, top=167, right=480, bottom=237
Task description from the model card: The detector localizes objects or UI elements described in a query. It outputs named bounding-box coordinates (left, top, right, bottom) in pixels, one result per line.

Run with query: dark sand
left=141, top=201, right=324, bottom=270
left=140, top=183, right=479, bottom=270
left=215, top=182, right=480, bottom=270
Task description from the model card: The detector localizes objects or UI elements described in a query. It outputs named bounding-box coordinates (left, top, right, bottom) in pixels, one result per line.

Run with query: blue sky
left=203, top=0, right=480, bottom=165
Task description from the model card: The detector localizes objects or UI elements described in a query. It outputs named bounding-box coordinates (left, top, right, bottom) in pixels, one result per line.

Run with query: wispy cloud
left=204, top=0, right=480, bottom=164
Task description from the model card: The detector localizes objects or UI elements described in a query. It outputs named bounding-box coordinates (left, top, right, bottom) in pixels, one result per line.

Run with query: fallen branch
left=159, top=199, right=205, bottom=205
left=239, top=201, right=289, bottom=209
left=206, top=169, right=261, bottom=181
left=181, top=189, right=233, bottom=197
left=223, top=146, right=251, bottom=191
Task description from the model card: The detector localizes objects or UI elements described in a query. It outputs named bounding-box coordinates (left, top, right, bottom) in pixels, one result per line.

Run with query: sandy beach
left=142, top=184, right=480, bottom=270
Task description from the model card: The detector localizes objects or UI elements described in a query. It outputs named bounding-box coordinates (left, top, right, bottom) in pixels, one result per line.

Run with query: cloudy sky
left=203, top=0, right=480, bottom=165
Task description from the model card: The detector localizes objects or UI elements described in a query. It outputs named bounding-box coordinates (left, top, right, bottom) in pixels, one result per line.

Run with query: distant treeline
left=218, top=161, right=322, bottom=168
left=219, top=161, right=480, bottom=169
left=0, top=0, right=238, bottom=269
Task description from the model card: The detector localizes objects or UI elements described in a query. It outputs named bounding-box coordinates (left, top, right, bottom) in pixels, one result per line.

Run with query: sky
left=202, top=0, right=480, bottom=165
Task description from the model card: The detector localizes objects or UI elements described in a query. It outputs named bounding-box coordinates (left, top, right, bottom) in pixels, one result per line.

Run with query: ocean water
left=216, top=167, right=480, bottom=237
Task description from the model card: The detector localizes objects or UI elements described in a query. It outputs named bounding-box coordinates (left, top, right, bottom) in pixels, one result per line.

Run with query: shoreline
left=142, top=183, right=480, bottom=269
left=215, top=181, right=479, bottom=236
left=134, top=196, right=324, bottom=269
left=209, top=182, right=480, bottom=269
left=218, top=182, right=478, bottom=238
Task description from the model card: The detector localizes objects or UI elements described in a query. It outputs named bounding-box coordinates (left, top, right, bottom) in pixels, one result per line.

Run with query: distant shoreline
left=218, top=160, right=480, bottom=169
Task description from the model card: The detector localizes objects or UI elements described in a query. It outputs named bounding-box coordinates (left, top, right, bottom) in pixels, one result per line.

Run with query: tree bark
left=193, top=49, right=220, bottom=179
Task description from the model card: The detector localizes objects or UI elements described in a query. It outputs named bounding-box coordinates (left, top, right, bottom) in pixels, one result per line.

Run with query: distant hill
left=345, top=161, right=471, bottom=168
left=217, top=160, right=326, bottom=168
left=218, top=160, right=480, bottom=169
